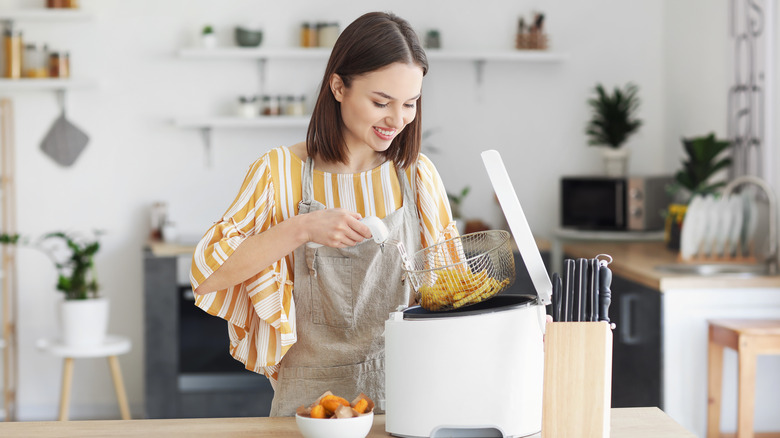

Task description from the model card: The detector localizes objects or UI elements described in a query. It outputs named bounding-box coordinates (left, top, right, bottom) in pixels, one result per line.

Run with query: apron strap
left=302, top=156, right=315, bottom=203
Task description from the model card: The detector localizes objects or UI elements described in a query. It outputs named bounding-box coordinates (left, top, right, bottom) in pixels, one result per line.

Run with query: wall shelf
left=173, top=115, right=309, bottom=129
left=0, top=78, right=97, bottom=92
left=0, top=9, right=93, bottom=22
left=177, top=47, right=567, bottom=63
left=175, top=46, right=566, bottom=166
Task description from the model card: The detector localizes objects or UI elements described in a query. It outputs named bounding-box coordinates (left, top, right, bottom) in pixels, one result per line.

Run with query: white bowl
left=295, top=411, right=374, bottom=438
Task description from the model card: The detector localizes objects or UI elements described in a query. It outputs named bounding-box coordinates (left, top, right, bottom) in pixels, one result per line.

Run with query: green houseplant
left=201, top=24, right=217, bottom=48
left=585, top=83, right=643, bottom=176
left=42, top=230, right=108, bottom=347
left=41, top=231, right=101, bottom=300
left=670, top=133, right=733, bottom=201
left=1, top=230, right=107, bottom=346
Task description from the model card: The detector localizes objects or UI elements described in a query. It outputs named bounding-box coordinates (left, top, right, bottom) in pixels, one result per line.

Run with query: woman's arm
left=194, top=208, right=371, bottom=295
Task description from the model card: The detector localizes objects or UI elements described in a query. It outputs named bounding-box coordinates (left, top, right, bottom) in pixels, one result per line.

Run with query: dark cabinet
left=608, top=275, right=663, bottom=408
left=144, top=250, right=274, bottom=419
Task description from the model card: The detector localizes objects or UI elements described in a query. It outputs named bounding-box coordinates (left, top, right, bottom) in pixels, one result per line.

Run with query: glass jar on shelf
left=3, top=26, right=23, bottom=79
left=262, top=95, right=281, bottom=116
left=237, top=95, right=257, bottom=118
left=49, top=51, right=70, bottom=78
left=24, top=43, right=49, bottom=78
left=285, top=95, right=306, bottom=116
left=318, top=22, right=339, bottom=47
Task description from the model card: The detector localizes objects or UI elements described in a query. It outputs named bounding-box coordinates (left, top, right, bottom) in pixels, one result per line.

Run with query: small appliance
left=384, top=150, right=552, bottom=438
left=560, top=175, right=673, bottom=231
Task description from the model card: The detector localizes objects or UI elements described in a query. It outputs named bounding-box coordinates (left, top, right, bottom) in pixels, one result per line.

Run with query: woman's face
left=331, top=62, right=423, bottom=156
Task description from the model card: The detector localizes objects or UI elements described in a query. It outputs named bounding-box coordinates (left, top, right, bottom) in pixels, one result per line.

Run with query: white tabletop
left=36, top=335, right=131, bottom=358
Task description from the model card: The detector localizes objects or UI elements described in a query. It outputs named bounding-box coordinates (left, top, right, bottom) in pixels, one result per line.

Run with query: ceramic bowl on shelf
left=295, top=412, right=373, bottom=438
left=235, top=26, right=263, bottom=47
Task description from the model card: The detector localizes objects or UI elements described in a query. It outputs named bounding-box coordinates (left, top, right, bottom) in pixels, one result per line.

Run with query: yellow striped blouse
left=190, top=146, right=455, bottom=388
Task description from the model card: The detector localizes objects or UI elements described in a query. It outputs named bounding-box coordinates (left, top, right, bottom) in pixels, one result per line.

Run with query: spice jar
left=300, top=22, right=317, bottom=48
left=286, top=95, right=306, bottom=116
left=262, top=95, right=281, bottom=116
left=318, top=22, right=339, bottom=48
left=3, top=26, right=23, bottom=79
left=24, top=43, right=49, bottom=78
left=49, top=51, right=70, bottom=78
left=237, top=95, right=257, bottom=118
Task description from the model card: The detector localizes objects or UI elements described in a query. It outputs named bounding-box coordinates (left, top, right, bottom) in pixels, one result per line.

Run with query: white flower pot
left=60, top=297, right=109, bottom=348
left=201, top=33, right=217, bottom=49
left=600, top=147, right=630, bottom=177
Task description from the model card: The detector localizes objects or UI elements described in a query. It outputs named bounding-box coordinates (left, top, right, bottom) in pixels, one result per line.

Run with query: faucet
left=723, top=175, right=778, bottom=275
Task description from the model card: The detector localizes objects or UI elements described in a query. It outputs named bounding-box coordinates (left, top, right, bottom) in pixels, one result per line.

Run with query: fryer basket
left=404, top=230, right=516, bottom=311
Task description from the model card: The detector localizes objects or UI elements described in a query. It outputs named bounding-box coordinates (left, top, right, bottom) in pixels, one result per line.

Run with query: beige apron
left=269, top=156, right=421, bottom=417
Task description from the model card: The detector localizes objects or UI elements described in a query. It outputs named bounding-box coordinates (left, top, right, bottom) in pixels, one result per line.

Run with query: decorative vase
left=600, top=147, right=630, bottom=177
left=60, top=297, right=109, bottom=347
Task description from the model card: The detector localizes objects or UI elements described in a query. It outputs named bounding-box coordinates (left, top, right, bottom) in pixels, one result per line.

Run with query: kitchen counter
left=0, top=408, right=694, bottom=437
left=561, top=240, right=780, bottom=291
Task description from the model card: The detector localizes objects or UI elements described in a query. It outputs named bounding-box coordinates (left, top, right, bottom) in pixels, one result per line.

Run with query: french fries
left=296, top=391, right=375, bottom=419
left=418, top=266, right=509, bottom=311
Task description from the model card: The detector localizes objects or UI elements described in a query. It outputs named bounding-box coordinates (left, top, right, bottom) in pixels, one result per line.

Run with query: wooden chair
left=707, top=319, right=780, bottom=438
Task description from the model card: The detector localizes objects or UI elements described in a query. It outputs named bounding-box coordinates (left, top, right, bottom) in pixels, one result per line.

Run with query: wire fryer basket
left=404, top=230, right=516, bottom=311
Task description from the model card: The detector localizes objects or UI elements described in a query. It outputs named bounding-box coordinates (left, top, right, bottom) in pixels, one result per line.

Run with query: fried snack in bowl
left=295, top=392, right=375, bottom=438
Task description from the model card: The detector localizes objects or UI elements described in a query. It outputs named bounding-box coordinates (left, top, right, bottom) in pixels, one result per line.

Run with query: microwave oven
left=560, top=175, right=673, bottom=231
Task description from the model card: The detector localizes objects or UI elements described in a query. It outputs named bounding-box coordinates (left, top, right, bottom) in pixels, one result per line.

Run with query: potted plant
left=585, top=82, right=643, bottom=176
left=664, top=133, right=733, bottom=249
left=201, top=24, right=217, bottom=49
left=0, top=230, right=107, bottom=346
left=40, top=231, right=108, bottom=347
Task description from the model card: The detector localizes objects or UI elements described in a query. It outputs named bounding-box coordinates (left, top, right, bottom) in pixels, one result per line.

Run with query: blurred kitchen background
left=0, top=0, right=777, bottom=436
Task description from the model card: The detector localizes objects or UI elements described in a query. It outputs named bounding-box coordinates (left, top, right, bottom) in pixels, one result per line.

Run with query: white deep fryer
left=384, top=150, right=553, bottom=438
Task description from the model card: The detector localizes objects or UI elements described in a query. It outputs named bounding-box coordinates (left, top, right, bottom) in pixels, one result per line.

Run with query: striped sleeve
left=413, top=154, right=458, bottom=247
left=190, top=153, right=295, bottom=387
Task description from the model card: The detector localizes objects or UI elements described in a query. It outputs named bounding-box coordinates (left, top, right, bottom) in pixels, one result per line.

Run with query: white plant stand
left=36, top=335, right=132, bottom=421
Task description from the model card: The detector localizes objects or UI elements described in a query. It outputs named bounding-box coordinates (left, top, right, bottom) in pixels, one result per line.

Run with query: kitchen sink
left=654, top=263, right=770, bottom=276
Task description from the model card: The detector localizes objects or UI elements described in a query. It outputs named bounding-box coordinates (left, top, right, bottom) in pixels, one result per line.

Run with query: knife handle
left=551, top=272, right=561, bottom=322
left=598, top=263, right=612, bottom=323
left=588, top=258, right=600, bottom=322
left=563, top=259, right=576, bottom=322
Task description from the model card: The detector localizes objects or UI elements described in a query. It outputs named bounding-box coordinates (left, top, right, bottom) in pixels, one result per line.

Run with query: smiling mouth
left=373, top=127, right=395, bottom=140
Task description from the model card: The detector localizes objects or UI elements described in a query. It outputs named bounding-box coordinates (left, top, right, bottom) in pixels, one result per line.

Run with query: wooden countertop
left=0, top=408, right=694, bottom=437
left=562, top=241, right=780, bottom=291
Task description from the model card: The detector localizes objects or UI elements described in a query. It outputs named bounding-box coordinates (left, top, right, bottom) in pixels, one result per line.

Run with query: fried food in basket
left=296, top=391, right=375, bottom=419
left=419, top=266, right=510, bottom=311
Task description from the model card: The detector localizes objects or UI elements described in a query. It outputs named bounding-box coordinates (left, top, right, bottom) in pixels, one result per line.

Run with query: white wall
left=0, top=0, right=770, bottom=422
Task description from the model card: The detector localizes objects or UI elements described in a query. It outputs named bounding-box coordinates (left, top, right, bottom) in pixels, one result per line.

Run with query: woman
left=190, top=11, right=455, bottom=416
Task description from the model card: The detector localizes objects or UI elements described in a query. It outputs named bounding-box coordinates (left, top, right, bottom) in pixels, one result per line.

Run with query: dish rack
left=404, top=230, right=516, bottom=311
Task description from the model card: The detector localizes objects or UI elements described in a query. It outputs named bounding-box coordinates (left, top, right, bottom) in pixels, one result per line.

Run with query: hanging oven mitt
left=40, top=112, right=89, bottom=167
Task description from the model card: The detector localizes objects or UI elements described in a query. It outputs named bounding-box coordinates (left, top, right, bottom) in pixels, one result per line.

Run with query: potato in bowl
left=295, top=391, right=375, bottom=438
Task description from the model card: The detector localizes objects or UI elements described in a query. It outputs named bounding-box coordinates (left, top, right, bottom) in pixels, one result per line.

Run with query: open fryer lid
left=481, top=150, right=552, bottom=305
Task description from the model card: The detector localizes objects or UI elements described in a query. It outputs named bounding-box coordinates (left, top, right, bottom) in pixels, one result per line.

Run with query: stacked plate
left=679, top=193, right=759, bottom=260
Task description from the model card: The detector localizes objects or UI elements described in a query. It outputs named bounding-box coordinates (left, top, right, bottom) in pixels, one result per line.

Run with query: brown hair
left=306, top=12, right=428, bottom=170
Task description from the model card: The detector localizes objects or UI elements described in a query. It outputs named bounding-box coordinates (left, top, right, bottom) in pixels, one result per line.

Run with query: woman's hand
left=302, top=208, right=373, bottom=248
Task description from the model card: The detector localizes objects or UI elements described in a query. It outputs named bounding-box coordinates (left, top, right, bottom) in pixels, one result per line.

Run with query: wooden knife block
left=541, top=322, right=613, bottom=438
